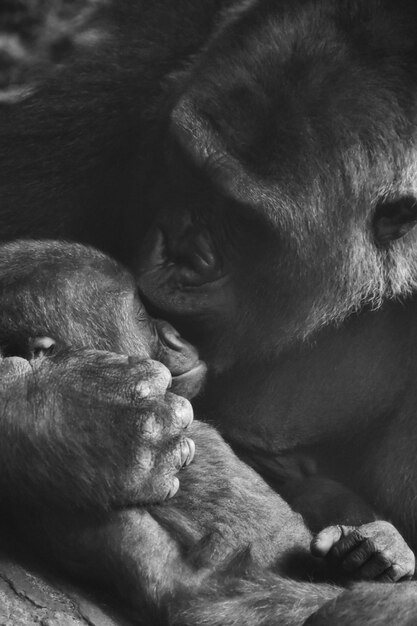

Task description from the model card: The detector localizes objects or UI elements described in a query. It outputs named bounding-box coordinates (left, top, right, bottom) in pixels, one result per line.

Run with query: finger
left=377, top=564, right=410, bottom=583
left=141, top=474, right=181, bottom=501
left=180, top=437, right=195, bottom=466
left=157, top=436, right=195, bottom=472
left=140, top=413, right=162, bottom=438
left=340, top=538, right=376, bottom=572
left=355, top=552, right=391, bottom=580
left=60, top=352, right=173, bottom=401
left=132, top=359, right=172, bottom=397
left=311, top=526, right=343, bottom=557
left=328, top=528, right=366, bottom=561
left=139, top=401, right=193, bottom=441
left=117, top=359, right=172, bottom=402
left=165, top=393, right=194, bottom=429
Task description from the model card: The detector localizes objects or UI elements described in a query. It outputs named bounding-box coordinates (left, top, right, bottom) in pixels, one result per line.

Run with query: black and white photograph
left=0, top=1, right=416, bottom=624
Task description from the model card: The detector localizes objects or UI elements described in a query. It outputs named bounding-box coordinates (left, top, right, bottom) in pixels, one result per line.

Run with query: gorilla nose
left=155, top=320, right=207, bottom=398
left=157, top=321, right=187, bottom=352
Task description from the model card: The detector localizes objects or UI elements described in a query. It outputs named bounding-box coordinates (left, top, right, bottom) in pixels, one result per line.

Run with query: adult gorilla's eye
left=373, top=195, right=417, bottom=246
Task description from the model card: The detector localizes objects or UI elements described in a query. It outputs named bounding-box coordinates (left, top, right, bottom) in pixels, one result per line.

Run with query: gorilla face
left=137, top=0, right=417, bottom=371
left=137, top=148, right=279, bottom=370
left=0, top=240, right=207, bottom=399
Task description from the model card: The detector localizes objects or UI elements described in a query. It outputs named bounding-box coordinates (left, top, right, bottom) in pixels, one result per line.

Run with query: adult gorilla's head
left=137, top=0, right=417, bottom=371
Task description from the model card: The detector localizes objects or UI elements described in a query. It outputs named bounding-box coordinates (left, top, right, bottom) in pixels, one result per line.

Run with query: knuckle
left=135, top=381, right=152, bottom=399
left=339, top=525, right=355, bottom=538
left=143, top=360, right=172, bottom=392
left=169, top=393, right=194, bottom=428
left=124, top=360, right=172, bottom=401
left=343, top=543, right=373, bottom=569
left=140, top=413, right=162, bottom=438
left=373, top=552, right=391, bottom=568
left=389, top=565, right=403, bottom=581
left=135, top=447, right=154, bottom=471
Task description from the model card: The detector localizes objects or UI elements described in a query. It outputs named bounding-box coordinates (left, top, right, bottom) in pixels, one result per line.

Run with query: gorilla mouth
left=155, top=319, right=208, bottom=399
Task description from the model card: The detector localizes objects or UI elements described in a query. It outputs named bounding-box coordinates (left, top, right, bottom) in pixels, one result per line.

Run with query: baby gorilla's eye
left=30, top=337, right=57, bottom=359
left=132, top=298, right=161, bottom=358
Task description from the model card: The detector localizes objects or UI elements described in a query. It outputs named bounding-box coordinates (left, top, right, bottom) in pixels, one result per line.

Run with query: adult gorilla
left=1, top=0, right=417, bottom=621
left=137, top=0, right=417, bottom=547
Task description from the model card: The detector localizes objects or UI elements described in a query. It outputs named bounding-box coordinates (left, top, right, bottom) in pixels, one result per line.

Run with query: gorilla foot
left=311, top=521, right=415, bottom=582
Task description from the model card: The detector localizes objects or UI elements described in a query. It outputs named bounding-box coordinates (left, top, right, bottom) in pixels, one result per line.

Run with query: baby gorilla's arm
left=20, top=421, right=318, bottom=612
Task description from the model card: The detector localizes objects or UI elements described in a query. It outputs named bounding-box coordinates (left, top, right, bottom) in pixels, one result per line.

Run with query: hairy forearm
left=0, top=350, right=193, bottom=513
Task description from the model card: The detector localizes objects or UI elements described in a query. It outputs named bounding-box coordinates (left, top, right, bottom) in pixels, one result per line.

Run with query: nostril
left=154, top=320, right=201, bottom=377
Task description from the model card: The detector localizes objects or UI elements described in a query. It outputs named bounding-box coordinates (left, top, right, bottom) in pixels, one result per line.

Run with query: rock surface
left=0, top=541, right=134, bottom=626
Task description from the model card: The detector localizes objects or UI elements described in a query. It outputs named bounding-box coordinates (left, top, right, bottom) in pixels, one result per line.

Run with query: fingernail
left=167, top=477, right=180, bottom=499
left=185, top=438, right=195, bottom=465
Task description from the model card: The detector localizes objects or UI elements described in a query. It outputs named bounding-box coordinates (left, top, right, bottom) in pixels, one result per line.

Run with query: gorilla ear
left=373, top=196, right=417, bottom=246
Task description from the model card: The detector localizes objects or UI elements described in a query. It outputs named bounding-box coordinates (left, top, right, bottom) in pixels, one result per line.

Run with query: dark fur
left=0, top=239, right=328, bottom=624
left=1, top=1, right=417, bottom=624
left=2, top=239, right=416, bottom=626
left=135, top=0, right=417, bottom=552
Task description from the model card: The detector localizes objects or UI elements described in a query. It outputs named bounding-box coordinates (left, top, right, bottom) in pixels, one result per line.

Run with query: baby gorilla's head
left=0, top=240, right=206, bottom=399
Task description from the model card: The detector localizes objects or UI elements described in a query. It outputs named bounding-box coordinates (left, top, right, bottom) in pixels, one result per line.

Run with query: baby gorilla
left=0, top=240, right=414, bottom=626
left=0, top=239, right=206, bottom=505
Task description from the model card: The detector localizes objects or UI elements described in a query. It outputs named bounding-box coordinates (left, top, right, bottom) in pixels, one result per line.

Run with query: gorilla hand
left=311, top=521, right=415, bottom=582
left=0, top=349, right=195, bottom=513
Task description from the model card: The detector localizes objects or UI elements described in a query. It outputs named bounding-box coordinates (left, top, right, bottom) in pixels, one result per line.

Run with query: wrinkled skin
left=0, top=239, right=415, bottom=626
left=1, top=0, right=417, bottom=623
